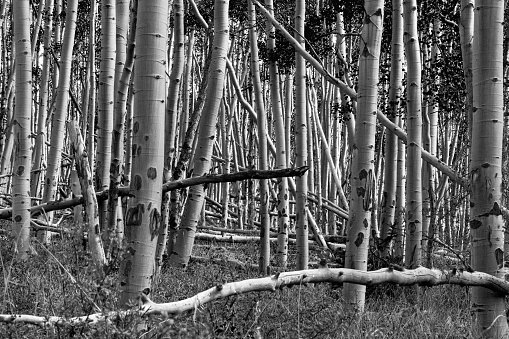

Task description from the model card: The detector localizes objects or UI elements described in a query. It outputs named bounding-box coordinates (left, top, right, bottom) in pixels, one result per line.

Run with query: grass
left=0, top=220, right=487, bottom=338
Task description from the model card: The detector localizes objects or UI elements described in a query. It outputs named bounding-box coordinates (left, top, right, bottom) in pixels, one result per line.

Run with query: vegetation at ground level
left=0, top=220, right=483, bottom=338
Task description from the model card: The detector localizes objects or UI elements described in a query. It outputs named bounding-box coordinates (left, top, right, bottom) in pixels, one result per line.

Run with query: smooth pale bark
left=103, top=0, right=130, bottom=251
left=157, top=0, right=185, bottom=275
left=343, top=0, right=383, bottom=312
left=394, top=116, right=406, bottom=259
left=379, top=0, right=403, bottom=257
left=87, top=1, right=97, bottom=170
left=107, top=0, right=138, bottom=252
left=247, top=0, right=270, bottom=274
left=119, top=0, right=167, bottom=305
left=168, top=0, right=229, bottom=268
left=40, top=0, right=79, bottom=240
left=470, top=1, right=508, bottom=336
left=403, top=0, right=423, bottom=268
left=460, top=0, right=474, bottom=139
left=31, top=0, right=54, bottom=199
left=264, top=0, right=289, bottom=267
left=96, top=0, right=116, bottom=229
left=164, top=0, right=185, bottom=172
left=67, top=121, right=107, bottom=270
left=12, top=0, right=32, bottom=260
left=294, top=0, right=308, bottom=270
left=8, top=266, right=509, bottom=327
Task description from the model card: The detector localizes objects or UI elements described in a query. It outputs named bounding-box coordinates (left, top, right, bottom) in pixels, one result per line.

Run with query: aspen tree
left=96, top=0, right=116, bottom=225
left=169, top=0, right=230, bottom=268
left=107, top=0, right=139, bottom=254
left=264, top=0, right=289, bottom=267
left=343, top=0, right=383, bottom=311
left=157, top=0, right=185, bottom=275
left=31, top=0, right=54, bottom=199
left=380, top=0, right=403, bottom=257
left=403, top=0, right=423, bottom=268
left=87, top=0, right=97, bottom=169
left=12, top=0, right=32, bottom=259
left=119, top=0, right=167, bottom=304
left=294, top=0, right=309, bottom=270
left=469, top=0, right=508, bottom=335
left=41, top=0, right=79, bottom=241
left=247, top=0, right=270, bottom=274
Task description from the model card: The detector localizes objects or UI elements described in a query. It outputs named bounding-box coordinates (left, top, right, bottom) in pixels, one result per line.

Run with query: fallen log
left=0, top=167, right=309, bottom=220
left=1, top=266, right=508, bottom=326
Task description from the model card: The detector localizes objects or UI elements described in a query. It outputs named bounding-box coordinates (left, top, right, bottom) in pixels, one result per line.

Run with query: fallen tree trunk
left=1, top=266, right=508, bottom=326
left=0, top=167, right=309, bottom=219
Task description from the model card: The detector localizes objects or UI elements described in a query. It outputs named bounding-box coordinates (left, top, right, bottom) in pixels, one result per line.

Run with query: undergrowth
left=0, top=220, right=488, bottom=338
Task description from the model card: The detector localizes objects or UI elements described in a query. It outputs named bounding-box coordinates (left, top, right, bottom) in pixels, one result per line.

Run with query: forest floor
left=0, top=219, right=485, bottom=338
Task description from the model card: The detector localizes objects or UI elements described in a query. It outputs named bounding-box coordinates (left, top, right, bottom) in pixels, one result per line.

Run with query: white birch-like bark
left=169, top=0, right=230, bottom=268
left=294, top=0, right=308, bottom=270
left=40, top=0, right=79, bottom=240
left=119, top=0, right=167, bottom=305
left=403, top=0, right=423, bottom=268
left=247, top=0, right=270, bottom=274
left=469, top=0, right=508, bottom=335
left=380, top=0, right=403, bottom=257
left=343, top=0, right=383, bottom=311
left=264, top=0, right=289, bottom=268
left=12, top=0, right=32, bottom=260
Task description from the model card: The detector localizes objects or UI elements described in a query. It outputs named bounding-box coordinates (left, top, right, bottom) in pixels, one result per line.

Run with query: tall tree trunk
left=403, top=0, right=423, bottom=268
left=247, top=0, right=270, bottom=274
left=157, top=0, right=185, bottom=275
left=119, top=0, right=167, bottom=305
left=264, top=0, right=289, bottom=268
left=96, top=0, right=116, bottom=226
left=40, top=0, right=79, bottom=241
left=31, top=0, right=54, bottom=199
left=379, top=0, right=403, bottom=257
left=343, top=0, right=383, bottom=312
left=294, top=0, right=309, bottom=270
left=469, top=0, right=508, bottom=335
left=107, top=0, right=138, bottom=255
left=12, top=0, right=32, bottom=260
left=169, top=0, right=230, bottom=268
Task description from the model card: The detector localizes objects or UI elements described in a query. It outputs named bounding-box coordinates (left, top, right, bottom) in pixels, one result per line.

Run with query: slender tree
left=12, top=0, right=32, bottom=259
left=379, top=0, right=403, bottom=257
left=264, top=0, right=289, bottom=267
left=294, top=0, right=309, bottom=270
left=403, top=0, right=423, bottom=268
left=247, top=0, right=270, bottom=274
left=169, top=0, right=230, bottom=268
left=40, top=0, right=79, bottom=241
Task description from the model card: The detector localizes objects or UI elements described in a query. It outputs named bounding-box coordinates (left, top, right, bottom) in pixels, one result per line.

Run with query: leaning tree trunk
left=12, top=0, right=32, bottom=260
left=119, top=0, right=167, bottom=305
left=31, top=0, right=54, bottom=199
left=169, top=0, right=230, bottom=268
left=342, top=0, right=384, bottom=312
left=403, top=0, right=423, bottom=269
left=469, top=0, right=508, bottom=336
